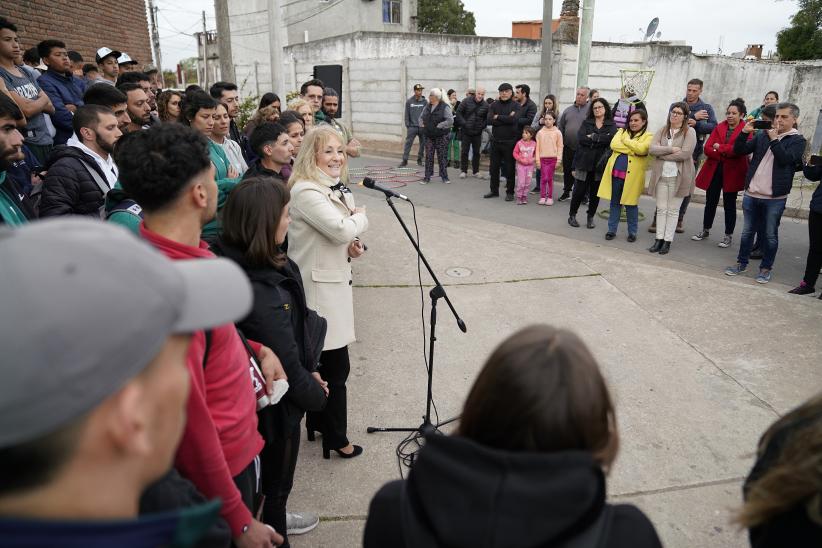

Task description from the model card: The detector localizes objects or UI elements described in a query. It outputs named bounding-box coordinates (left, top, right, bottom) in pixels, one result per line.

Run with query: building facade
left=3, top=0, right=152, bottom=71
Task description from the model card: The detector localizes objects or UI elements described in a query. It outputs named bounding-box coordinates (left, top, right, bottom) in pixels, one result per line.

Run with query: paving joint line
left=577, top=257, right=780, bottom=418
left=355, top=272, right=601, bottom=289
left=612, top=476, right=745, bottom=499
left=319, top=514, right=368, bottom=523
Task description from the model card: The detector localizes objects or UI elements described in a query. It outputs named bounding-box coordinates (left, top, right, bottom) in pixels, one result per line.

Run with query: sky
left=155, top=0, right=796, bottom=68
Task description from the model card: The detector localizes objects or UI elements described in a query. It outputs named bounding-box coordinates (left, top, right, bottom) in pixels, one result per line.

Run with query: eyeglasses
left=670, top=111, right=684, bottom=117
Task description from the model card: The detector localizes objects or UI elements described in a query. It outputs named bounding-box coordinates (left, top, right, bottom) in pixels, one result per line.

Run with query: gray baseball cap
left=0, top=219, right=253, bottom=448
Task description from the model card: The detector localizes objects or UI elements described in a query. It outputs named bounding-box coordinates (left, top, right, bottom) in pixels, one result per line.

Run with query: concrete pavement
left=289, top=157, right=821, bottom=547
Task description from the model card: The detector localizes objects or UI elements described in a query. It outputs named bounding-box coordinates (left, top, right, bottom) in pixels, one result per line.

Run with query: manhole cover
left=446, top=267, right=472, bottom=278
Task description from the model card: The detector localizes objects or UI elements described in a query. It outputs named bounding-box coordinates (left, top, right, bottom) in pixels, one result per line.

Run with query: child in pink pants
left=535, top=112, right=564, bottom=205
left=513, top=126, right=537, bottom=204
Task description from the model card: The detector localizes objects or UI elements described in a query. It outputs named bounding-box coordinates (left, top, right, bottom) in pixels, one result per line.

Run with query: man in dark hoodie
left=243, top=122, right=294, bottom=184
left=483, top=83, right=520, bottom=201
left=39, top=105, right=122, bottom=217
left=36, top=39, right=86, bottom=145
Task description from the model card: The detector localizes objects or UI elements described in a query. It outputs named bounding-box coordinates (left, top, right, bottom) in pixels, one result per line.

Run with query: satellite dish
left=644, top=17, right=659, bottom=41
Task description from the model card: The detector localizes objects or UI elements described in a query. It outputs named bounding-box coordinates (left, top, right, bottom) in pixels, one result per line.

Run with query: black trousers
left=490, top=140, right=515, bottom=195
left=233, top=457, right=260, bottom=515
left=562, top=146, right=576, bottom=194
left=307, top=346, right=351, bottom=450
left=569, top=171, right=600, bottom=218
left=261, top=423, right=301, bottom=548
left=460, top=132, right=482, bottom=174
left=804, top=210, right=822, bottom=288
left=703, top=166, right=738, bottom=234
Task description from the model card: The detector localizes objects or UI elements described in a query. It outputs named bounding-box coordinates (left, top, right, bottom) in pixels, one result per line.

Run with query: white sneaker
left=546, top=198, right=554, bottom=205
left=538, top=198, right=546, bottom=205
left=459, top=172, right=467, bottom=179
left=286, top=512, right=319, bottom=535
left=718, top=235, right=732, bottom=248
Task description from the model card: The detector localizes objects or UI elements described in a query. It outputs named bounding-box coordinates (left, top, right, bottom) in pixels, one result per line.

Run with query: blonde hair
left=287, top=97, right=310, bottom=112
left=289, top=125, right=349, bottom=188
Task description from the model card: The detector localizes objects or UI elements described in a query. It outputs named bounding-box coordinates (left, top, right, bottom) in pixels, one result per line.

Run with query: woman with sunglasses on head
left=647, top=102, right=697, bottom=255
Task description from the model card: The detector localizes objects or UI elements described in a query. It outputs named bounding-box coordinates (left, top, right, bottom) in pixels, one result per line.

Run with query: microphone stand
left=366, top=195, right=467, bottom=437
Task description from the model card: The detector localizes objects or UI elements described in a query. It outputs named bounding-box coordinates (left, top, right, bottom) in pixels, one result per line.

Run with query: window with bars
left=382, top=0, right=401, bottom=24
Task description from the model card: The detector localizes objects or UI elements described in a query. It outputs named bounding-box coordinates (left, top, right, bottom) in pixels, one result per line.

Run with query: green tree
left=776, top=0, right=822, bottom=60
left=417, top=0, right=477, bottom=35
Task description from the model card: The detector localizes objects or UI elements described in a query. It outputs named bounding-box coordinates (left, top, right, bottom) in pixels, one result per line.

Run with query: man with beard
left=39, top=105, right=122, bottom=217
left=118, top=82, right=151, bottom=132
left=37, top=39, right=86, bottom=145
left=320, top=87, right=360, bottom=157
left=0, top=93, right=34, bottom=224
left=83, top=83, right=130, bottom=133
left=117, top=72, right=158, bottom=118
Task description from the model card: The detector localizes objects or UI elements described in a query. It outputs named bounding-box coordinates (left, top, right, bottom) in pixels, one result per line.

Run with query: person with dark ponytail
left=692, top=98, right=750, bottom=248
left=737, top=392, right=822, bottom=547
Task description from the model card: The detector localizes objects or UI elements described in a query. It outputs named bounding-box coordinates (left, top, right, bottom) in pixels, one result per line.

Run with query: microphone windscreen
left=362, top=177, right=376, bottom=189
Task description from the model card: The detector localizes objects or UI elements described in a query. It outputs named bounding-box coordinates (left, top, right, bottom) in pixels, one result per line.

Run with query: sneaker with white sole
left=538, top=198, right=546, bottom=205
left=725, top=263, right=748, bottom=276
left=286, top=512, right=320, bottom=535
left=718, top=235, right=732, bottom=248
left=756, top=269, right=772, bottom=284
left=546, top=198, right=554, bottom=205
left=691, top=229, right=709, bottom=241
left=459, top=172, right=467, bottom=179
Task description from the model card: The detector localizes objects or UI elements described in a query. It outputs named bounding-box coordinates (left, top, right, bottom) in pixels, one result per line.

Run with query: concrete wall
left=230, top=30, right=822, bottom=146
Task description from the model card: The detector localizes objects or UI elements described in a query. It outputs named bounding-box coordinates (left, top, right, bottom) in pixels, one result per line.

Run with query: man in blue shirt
left=37, top=39, right=86, bottom=146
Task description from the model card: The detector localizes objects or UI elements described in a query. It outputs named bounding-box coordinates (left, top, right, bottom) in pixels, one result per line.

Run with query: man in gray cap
left=0, top=218, right=284, bottom=547
left=400, top=83, right=427, bottom=167
left=114, top=122, right=286, bottom=548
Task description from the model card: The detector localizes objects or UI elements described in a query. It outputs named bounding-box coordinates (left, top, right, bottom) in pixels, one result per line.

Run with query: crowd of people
left=0, top=12, right=821, bottom=548
left=402, top=78, right=819, bottom=293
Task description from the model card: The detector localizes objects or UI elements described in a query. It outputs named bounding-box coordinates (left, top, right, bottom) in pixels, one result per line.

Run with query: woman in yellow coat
left=598, top=110, right=653, bottom=242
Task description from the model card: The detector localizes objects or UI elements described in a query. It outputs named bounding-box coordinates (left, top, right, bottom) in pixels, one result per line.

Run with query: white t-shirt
left=661, top=130, right=680, bottom=178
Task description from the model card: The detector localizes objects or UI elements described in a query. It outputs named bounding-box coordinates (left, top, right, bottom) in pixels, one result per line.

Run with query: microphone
left=359, top=177, right=410, bottom=201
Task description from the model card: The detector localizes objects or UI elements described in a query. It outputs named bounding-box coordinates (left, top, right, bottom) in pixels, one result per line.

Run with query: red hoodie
left=140, top=224, right=264, bottom=537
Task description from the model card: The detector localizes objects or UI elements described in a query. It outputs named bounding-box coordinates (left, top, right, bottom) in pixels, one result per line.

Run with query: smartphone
left=753, top=120, right=772, bottom=130
left=810, top=155, right=822, bottom=166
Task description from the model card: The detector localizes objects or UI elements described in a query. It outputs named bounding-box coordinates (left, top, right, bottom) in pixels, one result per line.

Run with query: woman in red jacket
left=692, top=98, right=749, bottom=248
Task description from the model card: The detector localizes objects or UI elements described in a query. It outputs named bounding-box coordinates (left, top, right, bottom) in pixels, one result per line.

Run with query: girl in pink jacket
left=513, top=126, right=537, bottom=204
left=535, top=112, right=564, bottom=205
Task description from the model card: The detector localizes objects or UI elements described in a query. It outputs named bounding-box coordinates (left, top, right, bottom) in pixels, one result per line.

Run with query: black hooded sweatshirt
left=364, top=435, right=662, bottom=548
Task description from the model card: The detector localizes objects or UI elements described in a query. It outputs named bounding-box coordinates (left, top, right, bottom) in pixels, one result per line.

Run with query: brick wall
left=3, top=0, right=153, bottom=70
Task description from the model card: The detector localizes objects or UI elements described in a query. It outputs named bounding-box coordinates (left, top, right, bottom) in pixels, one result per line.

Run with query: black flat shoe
left=586, top=216, right=595, bottom=229
left=483, top=192, right=499, bottom=199
left=648, top=239, right=663, bottom=253
left=658, top=241, right=671, bottom=255
left=306, top=428, right=319, bottom=442
left=568, top=215, right=580, bottom=228
left=323, top=445, right=363, bottom=460
left=605, top=232, right=615, bottom=240
left=627, top=234, right=637, bottom=242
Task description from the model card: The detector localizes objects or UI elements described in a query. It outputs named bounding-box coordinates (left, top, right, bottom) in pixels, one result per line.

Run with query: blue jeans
left=737, top=195, right=787, bottom=270
left=608, top=177, right=638, bottom=235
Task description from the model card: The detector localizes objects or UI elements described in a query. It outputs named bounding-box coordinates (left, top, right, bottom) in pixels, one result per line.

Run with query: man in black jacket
left=515, top=84, right=537, bottom=134
left=243, top=122, right=294, bottom=184
left=724, top=103, right=806, bottom=284
left=0, top=93, right=35, bottom=224
left=39, top=105, right=122, bottom=217
left=484, top=83, right=520, bottom=200
left=455, top=87, right=487, bottom=179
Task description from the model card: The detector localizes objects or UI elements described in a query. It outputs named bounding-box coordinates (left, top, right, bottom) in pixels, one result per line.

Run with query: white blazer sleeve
left=292, top=188, right=368, bottom=246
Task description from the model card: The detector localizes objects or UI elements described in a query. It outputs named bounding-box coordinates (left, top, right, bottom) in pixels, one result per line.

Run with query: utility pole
left=576, top=0, right=594, bottom=88
left=147, top=0, right=162, bottom=72
left=538, top=0, right=553, bottom=98
left=201, top=10, right=209, bottom=89
left=267, top=0, right=285, bottom=95
left=214, top=0, right=236, bottom=84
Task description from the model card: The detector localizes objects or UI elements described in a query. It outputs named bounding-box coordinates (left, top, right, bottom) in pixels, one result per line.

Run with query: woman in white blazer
left=288, top=126, right=368, bottom=459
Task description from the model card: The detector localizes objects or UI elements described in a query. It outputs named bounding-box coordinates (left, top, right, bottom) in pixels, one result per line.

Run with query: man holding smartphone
left=724, top=103, right=806, bottom=284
